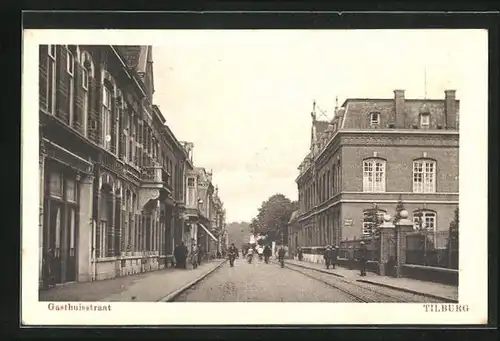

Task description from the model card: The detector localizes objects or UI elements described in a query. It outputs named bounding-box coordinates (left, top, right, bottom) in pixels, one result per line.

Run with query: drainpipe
left=91, top=219, right=96, bottom=281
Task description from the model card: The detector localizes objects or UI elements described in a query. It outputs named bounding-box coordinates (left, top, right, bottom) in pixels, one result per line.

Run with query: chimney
left=445, top=90, right=457, bottom=129
left=394, top=90, right=405, bottom=128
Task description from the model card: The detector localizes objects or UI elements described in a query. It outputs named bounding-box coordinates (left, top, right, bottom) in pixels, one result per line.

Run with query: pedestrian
left=177, top=241, right=188, bottom=269
left=190, top=244, right=199, bottom=269
left=197, top=244, right=203, bottom=265
left=173, top=244, right=181, bottom=268
left=297, top=246, right=303, bottom=261
left=358, top=241, right=367, bottom=276
left=324, top=245, right=333, bottom=269
left=332, top=246, right=339, bottom=269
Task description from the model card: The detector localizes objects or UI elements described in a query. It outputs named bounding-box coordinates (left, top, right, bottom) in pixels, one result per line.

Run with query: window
left=363, top=210, right=385, bottom=236
left=188, top=177, right=195, bottom=187
left=363, top=158, right=386, bottom=192
left=82, top=67, right=88, bottom=90
left=48, top=44, right=56, bottom=58
left=413, top=159, right=436, bottom=193
left=47, top=45, right=56, bottom=114
left=420, top=114, right=430, bottom=127
left=102, top=84, right=113, bottom=150
left=66, top=50, right=74, bottom=75
left=65, top=178, right=77, bottom=202
left=370, top=112, right=380, bottom=125
left=67, top=51, right=75, bottom=126
left=49, top=171, right=63, bottom=198
left=80, top=54, right=94, bottom=137
left=413, top=210, right=436, bottom=232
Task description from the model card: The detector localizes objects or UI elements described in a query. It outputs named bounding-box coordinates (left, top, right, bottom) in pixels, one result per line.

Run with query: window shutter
left=74, top=63, right=85, bottom=133
left=88, top=77, right=101, bottom=144
left=110, top=96, right=118, bottom=154
left=39, top=45, right=48, bottom=111
left=119, top=105, right=126, bottom=160
left=55, top=46, right=70, bottom=124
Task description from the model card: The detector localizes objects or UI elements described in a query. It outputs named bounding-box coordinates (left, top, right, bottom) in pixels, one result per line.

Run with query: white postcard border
left=21, top=29, right=489, bottom=325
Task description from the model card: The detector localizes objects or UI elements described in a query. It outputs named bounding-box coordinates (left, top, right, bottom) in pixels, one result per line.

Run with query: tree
left=363, top=204, right=384, bottom=239
left=250, top=193, right=297, bottom=244
left=226, top=221, right=251, bottom=248
left=447, top=207, right=459, bottom=268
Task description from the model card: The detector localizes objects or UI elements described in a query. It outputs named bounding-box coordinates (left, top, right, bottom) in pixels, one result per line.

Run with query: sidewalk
left=285, top=259, right=458, bottom=302
left=39, top=259, right=226, bottom=302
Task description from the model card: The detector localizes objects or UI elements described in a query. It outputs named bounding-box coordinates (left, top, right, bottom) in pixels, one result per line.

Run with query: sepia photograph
left=22, top=28, right=488, bottom=325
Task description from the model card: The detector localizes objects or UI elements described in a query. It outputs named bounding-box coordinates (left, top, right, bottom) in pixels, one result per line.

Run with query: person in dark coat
left=176, top=241, right=188, bottom=269
left=358, top=241, right=367, bottom=276
left=297, top=247, right=303, bottom=261
left=197, top=244, right=203, bottom=265
left=173, top=244, right=181, bottom=268
left=324, top=246, right=333, bottom=269
left=331, top=246, right=339, bottom=269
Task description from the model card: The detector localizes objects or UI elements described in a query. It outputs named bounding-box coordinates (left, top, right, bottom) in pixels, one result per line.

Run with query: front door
left=42, top=167, right=78, bottom=287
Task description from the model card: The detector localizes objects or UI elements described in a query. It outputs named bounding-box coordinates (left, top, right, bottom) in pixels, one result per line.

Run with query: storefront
left=40, top=139, right=94, bottom=289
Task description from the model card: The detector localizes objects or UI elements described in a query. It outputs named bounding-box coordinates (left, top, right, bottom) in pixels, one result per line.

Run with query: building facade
left=290, top=90, right=459, bottom=250
left=38, top=44, right=207, bottom=288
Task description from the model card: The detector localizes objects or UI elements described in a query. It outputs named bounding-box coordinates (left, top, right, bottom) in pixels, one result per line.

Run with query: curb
left=284, top=261, right=345, bottom=278
left=356, top=279, right=458, bottom=303
left=158, top=259, right=228, bottom=302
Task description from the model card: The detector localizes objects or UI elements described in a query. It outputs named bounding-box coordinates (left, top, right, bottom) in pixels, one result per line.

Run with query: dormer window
left=370, top=112, right=380, bottom=125
left=420, top=113, right=430, bottom=127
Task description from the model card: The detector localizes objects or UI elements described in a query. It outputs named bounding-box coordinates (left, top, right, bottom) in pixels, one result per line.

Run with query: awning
left=198, top=223, right=218, bottom=242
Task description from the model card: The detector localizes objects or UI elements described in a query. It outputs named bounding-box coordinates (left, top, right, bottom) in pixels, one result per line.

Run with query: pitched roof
left=314, top=120, right=330, bottom=135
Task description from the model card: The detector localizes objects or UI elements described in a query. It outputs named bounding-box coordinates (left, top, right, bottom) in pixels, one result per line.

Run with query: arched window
left=102, top=78, right=114, bottom=151
left=66, top=46, right=78, bottom=128
left=115, top=89, right=124, bottom=156
left=413, top=209, right=437, bottom=232
left=46, top=45, right=57, bottom=114
left=413, top=159, right=436, bottom=193
left=80, top=51, right=95, bottom=136
left=98, top=183, right=113, bottom=258
left=370, top=112, right=380, bottom=125
left=363, top=158, right=386, bottom=192
left=362, top=208, right=386, bottom=236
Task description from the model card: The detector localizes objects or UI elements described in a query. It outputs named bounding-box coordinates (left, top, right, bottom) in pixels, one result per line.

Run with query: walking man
left=359, top=241, right=367, bottom=276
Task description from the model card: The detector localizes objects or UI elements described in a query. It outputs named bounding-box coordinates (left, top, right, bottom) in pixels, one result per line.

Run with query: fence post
left=394, top=210, right=414, bottom=278
left=378, top=214, right=395, bottom=276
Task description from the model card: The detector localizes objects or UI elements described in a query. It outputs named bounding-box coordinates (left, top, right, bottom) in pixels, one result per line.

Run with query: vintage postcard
left=21, top=28, right=488, bottom=325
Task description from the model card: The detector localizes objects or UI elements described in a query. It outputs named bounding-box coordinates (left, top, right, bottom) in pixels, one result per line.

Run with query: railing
left=405, top=231, right=458, bottom=269
left=338, top=238, right=379, bottom=262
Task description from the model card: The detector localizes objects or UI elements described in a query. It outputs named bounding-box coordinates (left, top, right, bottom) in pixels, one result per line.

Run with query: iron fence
left=405, top=230, right=458, bottom=269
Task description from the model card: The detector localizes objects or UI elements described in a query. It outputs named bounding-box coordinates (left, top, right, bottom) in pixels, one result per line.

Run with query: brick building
left=290, top=90, right=459, bottom=251
left=38, top=44, right=204, bottom=288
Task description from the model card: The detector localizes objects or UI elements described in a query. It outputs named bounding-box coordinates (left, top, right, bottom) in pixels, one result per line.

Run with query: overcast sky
left=148, top=29, right=486, bottom=223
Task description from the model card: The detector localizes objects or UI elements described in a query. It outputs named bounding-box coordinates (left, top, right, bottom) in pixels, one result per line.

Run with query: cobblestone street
left=173, top=256, right=457, bottom=302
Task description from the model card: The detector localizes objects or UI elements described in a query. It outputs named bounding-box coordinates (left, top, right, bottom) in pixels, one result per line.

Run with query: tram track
left=282, top=261, right=449, bottom=303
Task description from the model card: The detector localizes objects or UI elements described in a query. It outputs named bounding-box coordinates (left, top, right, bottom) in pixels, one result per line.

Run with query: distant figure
left=263, top=245, right=272, bottom=263
left=190, top=244, right=199, bottom=269
left=297, top=246, right=303, bottom=261
left=197, top=244, right=203, bottom=265
left=358, top=241, right=368, bottom=276
left=175, top=241, right=188, bottom=269
left=257, top=246, right=264, bottom=261
left=332, top=246, right=339, bottom=269
left=323, top=245, right=334, bottom=269
left=278, top=247, right=286, bottom=267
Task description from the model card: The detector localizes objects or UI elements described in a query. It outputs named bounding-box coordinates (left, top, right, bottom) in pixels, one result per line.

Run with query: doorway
left=42, top=165, right=78, bottom=287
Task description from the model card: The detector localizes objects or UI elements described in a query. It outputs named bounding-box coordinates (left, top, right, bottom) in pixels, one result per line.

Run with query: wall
left=340, top=202, right=458, bottom=241
left=341, top=143, right=459, bottom=193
